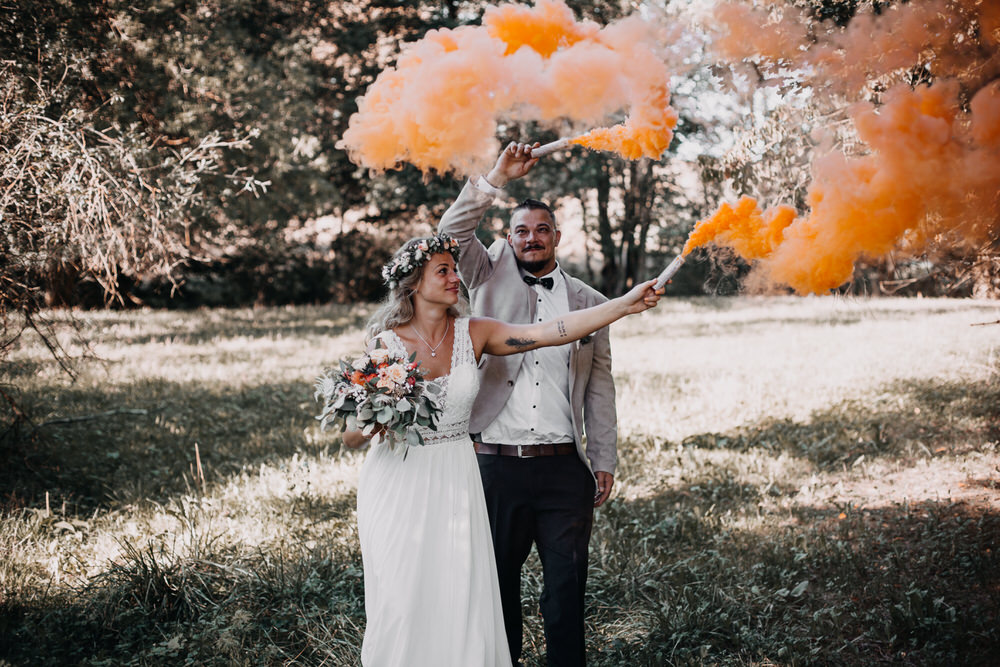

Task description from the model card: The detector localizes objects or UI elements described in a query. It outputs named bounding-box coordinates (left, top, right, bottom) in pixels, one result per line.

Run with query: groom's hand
left=484, top=141, right=540, bottom=188
left=594, top=471, right=614, bottom=507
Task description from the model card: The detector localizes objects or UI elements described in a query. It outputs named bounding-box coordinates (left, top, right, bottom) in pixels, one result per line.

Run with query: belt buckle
left=517, top=444, right=535, bottom=459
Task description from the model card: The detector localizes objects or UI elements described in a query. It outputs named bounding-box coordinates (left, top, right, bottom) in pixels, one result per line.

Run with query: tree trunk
left=620, top=159, right=655, bottom=292
left=971, top=252, right=1000, bottom=299
left=595, top=161, right=617, bottom=295
left=577, top=191, right=597, bottom=286
left=43, top=259, right=79, bottom=308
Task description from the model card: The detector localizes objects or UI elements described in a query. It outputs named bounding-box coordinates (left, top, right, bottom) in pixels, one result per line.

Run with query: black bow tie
left=523, top=275, right=554, bottom=290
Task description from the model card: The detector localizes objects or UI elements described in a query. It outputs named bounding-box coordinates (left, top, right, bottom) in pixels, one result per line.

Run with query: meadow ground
left=1, top=296, right=998, bottom=666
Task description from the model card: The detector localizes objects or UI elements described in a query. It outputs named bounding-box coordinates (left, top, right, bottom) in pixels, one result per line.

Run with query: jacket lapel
left=562, top=269, right=586, bottom=312
left=561, top=270, right=584, bottom=397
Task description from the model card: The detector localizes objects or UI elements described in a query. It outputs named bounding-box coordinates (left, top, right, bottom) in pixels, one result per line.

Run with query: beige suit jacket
left=438, top=181, right=618, bottom=475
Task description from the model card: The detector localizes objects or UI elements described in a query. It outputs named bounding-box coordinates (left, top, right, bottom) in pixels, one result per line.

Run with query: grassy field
left=1, top=296, right=998, bottom=666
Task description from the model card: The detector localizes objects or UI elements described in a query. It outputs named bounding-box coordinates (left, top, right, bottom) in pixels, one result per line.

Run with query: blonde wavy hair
left=366, top=236, right=465, bottom=341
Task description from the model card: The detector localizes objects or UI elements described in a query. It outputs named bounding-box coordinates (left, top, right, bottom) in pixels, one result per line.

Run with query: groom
left=439, top=142, right=617, bottom=666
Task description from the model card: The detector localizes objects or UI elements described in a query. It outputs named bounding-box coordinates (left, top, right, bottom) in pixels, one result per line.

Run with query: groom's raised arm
left=438, top=142, right=539, bottom=289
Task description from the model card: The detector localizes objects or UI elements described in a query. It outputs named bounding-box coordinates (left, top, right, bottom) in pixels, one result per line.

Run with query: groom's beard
left=516, top=256, right=551, bottom=274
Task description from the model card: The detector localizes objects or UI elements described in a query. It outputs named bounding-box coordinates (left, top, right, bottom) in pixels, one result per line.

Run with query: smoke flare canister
left=653, top=255, right=685, bottom=290
left=530, top=138, right=571, bottom=158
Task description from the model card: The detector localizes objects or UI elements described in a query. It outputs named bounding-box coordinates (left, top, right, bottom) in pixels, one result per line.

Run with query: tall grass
left=1, top=297, right=998, bottom=665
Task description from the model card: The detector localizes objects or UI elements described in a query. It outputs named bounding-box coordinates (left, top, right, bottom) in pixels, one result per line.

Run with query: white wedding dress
left=356, top=317, right=511, bottom=667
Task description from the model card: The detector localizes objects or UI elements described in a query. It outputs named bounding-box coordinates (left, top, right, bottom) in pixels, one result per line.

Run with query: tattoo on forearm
left=557, top=320, right=567, bottom=338
left=505, top=337, right=536, bottom=349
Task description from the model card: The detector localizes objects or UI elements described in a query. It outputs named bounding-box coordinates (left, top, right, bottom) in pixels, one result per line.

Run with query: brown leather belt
left=473, top=441, right=576, bottom=458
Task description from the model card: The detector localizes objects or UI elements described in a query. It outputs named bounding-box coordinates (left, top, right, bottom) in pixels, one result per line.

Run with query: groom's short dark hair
left=512, top=199, right=556, bottom=228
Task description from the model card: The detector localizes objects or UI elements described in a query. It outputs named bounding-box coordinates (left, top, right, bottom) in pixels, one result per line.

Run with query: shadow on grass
left=0, top=377, right=337, bottom=514
left=584, top=488, right=1000, bottom=666
left=3, top=332, right=997, bottom=665
left=28, top=304, right=373, bottom=349
left=679, top=376, right=1000, bottom=470
left=568, top=375, right=1000, bottom=665
left=0, top=537, right=366, bottom=667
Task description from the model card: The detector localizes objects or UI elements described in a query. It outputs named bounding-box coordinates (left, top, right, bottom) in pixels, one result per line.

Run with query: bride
left=342, top=234, right=662, bottom=666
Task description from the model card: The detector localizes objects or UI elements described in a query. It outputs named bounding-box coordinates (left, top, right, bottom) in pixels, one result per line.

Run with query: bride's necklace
left=410, top=318, right=449, bottom=357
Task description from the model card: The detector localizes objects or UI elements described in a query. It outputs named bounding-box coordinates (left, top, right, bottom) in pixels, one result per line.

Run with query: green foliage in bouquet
left=315, top=345, right=443, bottom=448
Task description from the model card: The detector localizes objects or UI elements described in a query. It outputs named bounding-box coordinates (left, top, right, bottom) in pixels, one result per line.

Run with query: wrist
left=475, top=174, right=505, bottom=198
left=484, top=169, right=508, bottom=189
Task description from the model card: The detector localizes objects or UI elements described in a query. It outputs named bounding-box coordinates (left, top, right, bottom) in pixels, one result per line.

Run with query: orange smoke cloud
left=682, top=196, right=796, bottom=259
left=571, top=84, right=677, bottom=160
left=337, top=0, right=677, bottom=175
left=712, top=0, right=1000, bottom=95
left=685, top=81, right=1000, bottom=294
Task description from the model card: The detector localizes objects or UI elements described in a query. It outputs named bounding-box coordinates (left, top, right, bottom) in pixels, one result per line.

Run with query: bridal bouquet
left=315, top=344, right=443, bottom=448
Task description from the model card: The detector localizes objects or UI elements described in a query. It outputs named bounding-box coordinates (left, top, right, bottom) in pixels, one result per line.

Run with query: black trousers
left=477, top=452, right=596, bottom=667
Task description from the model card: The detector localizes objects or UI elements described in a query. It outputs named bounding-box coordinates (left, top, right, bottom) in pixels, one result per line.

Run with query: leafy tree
left=0, top=0, right=474, bottom=313
left=702, top=0, right=1000, bottom=296
left=0, top=0, right=470, bottom=439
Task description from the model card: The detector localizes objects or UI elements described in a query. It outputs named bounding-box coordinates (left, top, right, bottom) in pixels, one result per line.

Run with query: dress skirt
left=357, top=436, right=511, bottom=667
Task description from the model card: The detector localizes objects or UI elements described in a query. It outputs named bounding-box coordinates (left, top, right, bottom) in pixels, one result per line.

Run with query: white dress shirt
left=480, top=264, right=576, bottom=445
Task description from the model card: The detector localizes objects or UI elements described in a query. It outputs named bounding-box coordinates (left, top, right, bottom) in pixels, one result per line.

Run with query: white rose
left=369, top=348, right=391, bottom=365
left=379, top=363, right=408, bottom=386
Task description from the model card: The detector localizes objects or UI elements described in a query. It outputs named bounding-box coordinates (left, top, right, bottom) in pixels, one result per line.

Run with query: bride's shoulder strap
left=455, top=317, right=474, bottom=364
left=369, top=329, right=403, bottom=355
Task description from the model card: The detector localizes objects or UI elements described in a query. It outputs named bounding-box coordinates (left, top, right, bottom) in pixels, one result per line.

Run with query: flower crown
left=381, top=233, right=461, bottom=289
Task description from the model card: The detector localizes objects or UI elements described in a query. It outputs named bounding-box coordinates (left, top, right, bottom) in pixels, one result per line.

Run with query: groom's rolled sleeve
left=583, top=324, right=617, bottom=475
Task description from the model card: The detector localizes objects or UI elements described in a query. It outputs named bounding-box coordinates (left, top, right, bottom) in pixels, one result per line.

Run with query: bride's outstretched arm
left=470, top=279, right=663, bottom=358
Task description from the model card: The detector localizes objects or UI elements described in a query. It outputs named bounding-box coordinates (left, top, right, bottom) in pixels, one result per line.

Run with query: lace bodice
left=376, top=318, right=479, bottom=446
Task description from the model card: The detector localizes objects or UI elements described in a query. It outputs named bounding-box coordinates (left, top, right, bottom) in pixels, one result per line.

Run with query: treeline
left=1, top=0, right=459, bottom=311
left=1, top=0, right=991, bottom=316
